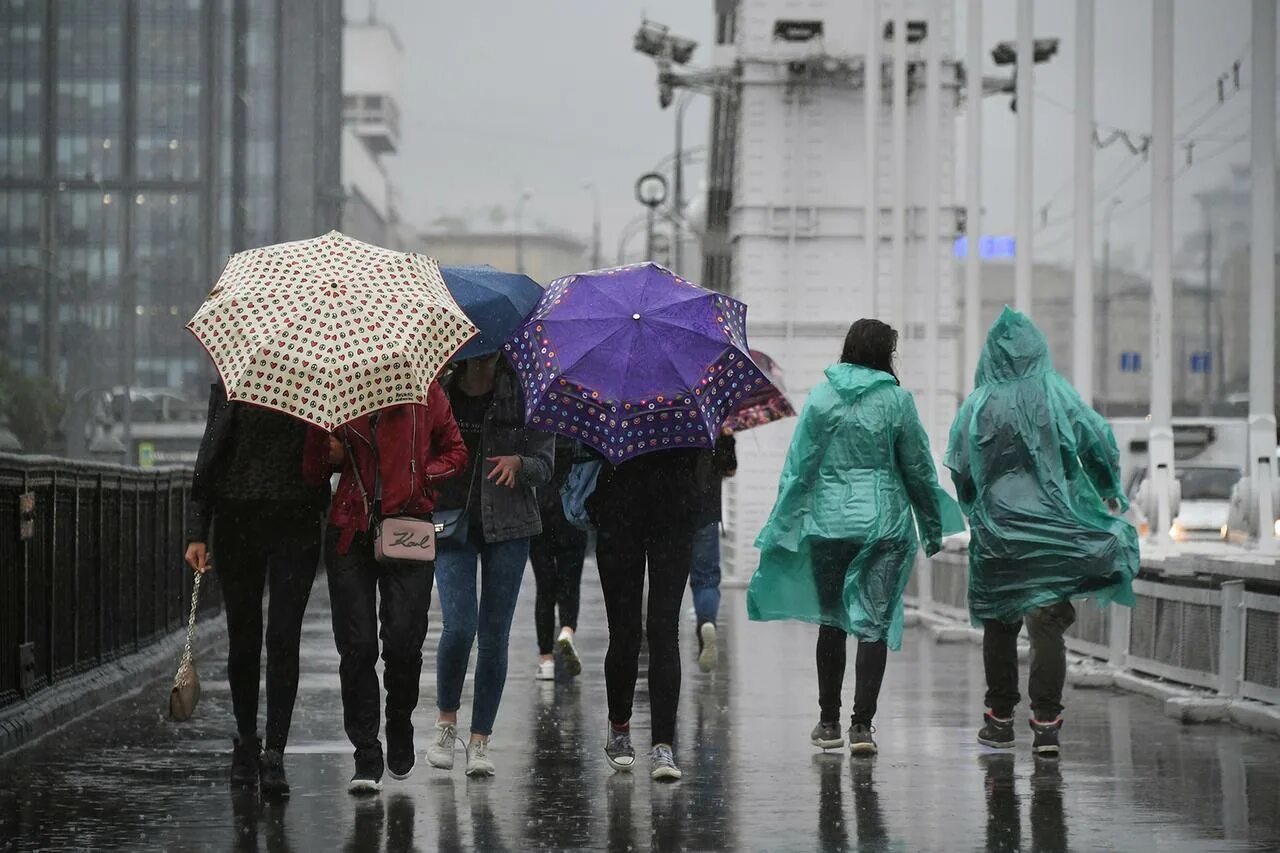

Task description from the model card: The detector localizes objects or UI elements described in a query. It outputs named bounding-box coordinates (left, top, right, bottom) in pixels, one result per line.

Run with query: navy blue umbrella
left=440, top=264, right=543, bottom=361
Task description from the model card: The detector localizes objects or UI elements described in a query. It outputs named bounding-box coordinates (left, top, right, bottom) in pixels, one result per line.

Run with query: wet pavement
left=3, top=572, right=1280, bottom=852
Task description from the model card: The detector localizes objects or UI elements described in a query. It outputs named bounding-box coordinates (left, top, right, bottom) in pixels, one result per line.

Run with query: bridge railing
left=0, top=453, right=216, bottom=709
left=912, top=545, right=1280, bottom=707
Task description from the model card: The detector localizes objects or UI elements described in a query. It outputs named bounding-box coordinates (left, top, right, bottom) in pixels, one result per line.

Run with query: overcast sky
left=368, top=0, right=1264, bottom=275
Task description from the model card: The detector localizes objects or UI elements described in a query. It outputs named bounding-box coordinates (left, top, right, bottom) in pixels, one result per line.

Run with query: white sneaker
left=557, top=629, right=582, bottom=676
left=426, top=722, right=458, bottom=770
left=465, top=738, right=496, bottom=778
left=649, top=744, right=683, bottom=781
left=535, top=659, right=555, bottom=681
left=697, top=623, right=718, bottom=673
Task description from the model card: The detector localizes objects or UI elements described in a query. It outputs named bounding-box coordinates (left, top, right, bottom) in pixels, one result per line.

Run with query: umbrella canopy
left=187, top=230, right=476, bottom=431
left=440, top=264, right=542, bottom=361
left=504, top=262, right=770, bottom=463
left=722, top=348, right=797, bottom=434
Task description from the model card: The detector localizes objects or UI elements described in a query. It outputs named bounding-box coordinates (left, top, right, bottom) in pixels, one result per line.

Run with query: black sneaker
left=810, top=720, right=844, bottom=750
left=386, top=721, right=416, bottom=781
left=978, top=712, right=1016, bottom=749
left=348, top=746, right=384, bottom=794
left=848, top=722, right=878, bottom=756
left=259, top=749, right=290, bottom=798
left=230, top=737, right=261, bottom=786
left=1030, top=717, right=1063, bottom=756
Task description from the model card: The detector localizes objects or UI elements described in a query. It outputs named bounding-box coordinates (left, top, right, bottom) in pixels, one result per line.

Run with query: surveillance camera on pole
left=989, top=37, right=1060, bottom=112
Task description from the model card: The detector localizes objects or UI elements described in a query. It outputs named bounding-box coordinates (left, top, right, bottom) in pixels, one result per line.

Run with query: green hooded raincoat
left=747, top=363, right=963, bottom=649
left=945, top=307, right=1140, bottom=625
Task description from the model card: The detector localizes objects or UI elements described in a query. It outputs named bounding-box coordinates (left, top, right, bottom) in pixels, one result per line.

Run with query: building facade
left=0, top=0, right=342, bottom=408
left=341, top=14, right=403, bottom=248
left=413, top=226, right=588, bottom=287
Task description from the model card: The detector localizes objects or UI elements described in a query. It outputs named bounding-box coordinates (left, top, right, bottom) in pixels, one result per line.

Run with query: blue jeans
left=690, top=522, right=722, bottom=625
left=434, top=533, right=530, bottom=736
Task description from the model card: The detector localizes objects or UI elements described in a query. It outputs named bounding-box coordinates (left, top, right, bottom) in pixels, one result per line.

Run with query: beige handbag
left=169, top=571, right=202, bottom=722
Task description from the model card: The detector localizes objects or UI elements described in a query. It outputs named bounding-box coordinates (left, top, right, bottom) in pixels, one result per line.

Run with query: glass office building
left=0, top=0, right=342, bottom=398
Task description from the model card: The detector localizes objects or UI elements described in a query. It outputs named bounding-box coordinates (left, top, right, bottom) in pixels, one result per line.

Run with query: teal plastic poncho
left=747, top=363, right=964, bottom=650
left=944, top=307, right=1140, bottom=625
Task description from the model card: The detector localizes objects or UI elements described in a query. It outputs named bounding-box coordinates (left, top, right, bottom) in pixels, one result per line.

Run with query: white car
left=1127, top=464, right=1243, bottom=543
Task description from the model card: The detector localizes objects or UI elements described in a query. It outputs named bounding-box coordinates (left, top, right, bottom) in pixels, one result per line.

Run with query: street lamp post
left=672, top=91, right=695, bottom=276
left=1099, top=197, right=1122, bottom=416
left=635, top=172, right=669, bottom=262
left=514, top=191, right=532, bottom=275
left=584, top=182, right=602, bottom=269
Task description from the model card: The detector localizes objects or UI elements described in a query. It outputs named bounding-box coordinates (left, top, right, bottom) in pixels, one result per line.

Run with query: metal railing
left=0, top=453, right=215, bottom=709
left=914, top=548, right=1280, bottom=705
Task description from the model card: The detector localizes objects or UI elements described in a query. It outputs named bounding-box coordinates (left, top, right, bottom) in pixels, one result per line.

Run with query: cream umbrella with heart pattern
left=187, top=230, right=477, bottom=431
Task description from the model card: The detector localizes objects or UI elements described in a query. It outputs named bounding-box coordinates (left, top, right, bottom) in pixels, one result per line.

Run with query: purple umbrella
left=503, top=262, right=770, bottom=463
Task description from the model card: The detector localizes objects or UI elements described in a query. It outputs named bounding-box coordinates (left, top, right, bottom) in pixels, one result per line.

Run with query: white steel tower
left=719, top=0, right=960, bottom=580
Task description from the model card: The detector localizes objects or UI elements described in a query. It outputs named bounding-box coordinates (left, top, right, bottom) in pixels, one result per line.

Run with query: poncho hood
left=824, top=362, right=897, bottom=401
left=975, top=306, right=1053, bottom=385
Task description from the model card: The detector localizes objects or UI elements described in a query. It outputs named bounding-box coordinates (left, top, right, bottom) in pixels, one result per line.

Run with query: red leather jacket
left=303, top=382, right=468, bottom=554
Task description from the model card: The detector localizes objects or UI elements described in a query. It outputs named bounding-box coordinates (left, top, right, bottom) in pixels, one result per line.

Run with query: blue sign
left=1120, top=352, right=1142, bottom=373
left=953, top=236, right=1017, bottom=260
left=1190, top=352, right=1212, bottom=374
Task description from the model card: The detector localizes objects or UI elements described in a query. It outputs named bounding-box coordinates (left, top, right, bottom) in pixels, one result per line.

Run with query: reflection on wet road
left=3, top=578, right=1279, bottom=851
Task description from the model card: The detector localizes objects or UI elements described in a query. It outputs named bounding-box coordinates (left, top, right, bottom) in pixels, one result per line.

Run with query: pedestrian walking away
left=429, top=353, right=554, bottom=778
left=184, top=382, right=331, bottom=798
left=946, top=307, right=1140, bottom=757
left=747, top=319, right=961, bottom=757
left=531, top=435, right=590, bottom=682
left=302, top=384, right=468, bottom=793
left=587, top=447, right=703, bottom=782
left=690, top=432, right=737, bottom=673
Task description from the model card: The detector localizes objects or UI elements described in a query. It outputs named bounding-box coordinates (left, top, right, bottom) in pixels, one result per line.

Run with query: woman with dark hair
left=184, top=384, right=331, bottom=798
left=426, top=352, right=554, bottom=777
left=747, top=319, right=957, bottom=755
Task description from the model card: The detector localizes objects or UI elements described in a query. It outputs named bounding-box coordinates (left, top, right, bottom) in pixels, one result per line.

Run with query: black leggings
left=213, top=501, right=321, bottom=752
left=595, top=520, right=693, bottom=746
left=529, top=501, right=588, bottom=655
left=812, top=539, right=889, bottom=727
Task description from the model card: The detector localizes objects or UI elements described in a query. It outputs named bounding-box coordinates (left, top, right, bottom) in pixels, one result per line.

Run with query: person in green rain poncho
left=748, top=319, right=963, bottom=756
left=945, top=307, right=1138, bottom=757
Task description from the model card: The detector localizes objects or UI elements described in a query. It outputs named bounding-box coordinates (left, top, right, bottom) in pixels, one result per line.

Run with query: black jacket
left=695, top=433, right=738, bottom=528
left=587, top=448, right=704, bottom=532
left=185, top=383, right=235, bottom=544
left=184, top=383, right=329, bottom=543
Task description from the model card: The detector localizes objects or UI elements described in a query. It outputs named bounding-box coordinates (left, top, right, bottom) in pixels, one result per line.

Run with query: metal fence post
left=1218, top=579, right=1245, bottom=699
left=1109, top=602, right=1131, bottom=670
left=918, top=553, right=934, bottom=615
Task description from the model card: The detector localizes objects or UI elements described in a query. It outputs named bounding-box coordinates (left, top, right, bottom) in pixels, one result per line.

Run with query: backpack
left=560, top=459, right=603, bottom=531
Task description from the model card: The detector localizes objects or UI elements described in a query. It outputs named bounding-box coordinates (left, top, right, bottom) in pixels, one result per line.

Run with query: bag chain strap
left=180, top=571, right=202, bottom=667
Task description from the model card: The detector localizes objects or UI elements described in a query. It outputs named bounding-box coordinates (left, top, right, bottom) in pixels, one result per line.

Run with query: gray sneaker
left=604, top=726, right=636, bottom=772
left=426, top=722, right=459, bottom=770
left=649, top=744, right=683, bottom=781
left=465, top=738, right=496, bottom=778
left=848, top=722, right=878, bottom=756
left=811, top=720, right=844, bottom=750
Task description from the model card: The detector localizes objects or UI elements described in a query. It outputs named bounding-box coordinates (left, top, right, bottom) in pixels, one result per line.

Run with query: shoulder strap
left=342, top=432, right=374, bottom=523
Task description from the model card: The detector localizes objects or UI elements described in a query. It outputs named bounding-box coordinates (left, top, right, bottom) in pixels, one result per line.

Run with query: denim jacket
left=438, top=362, right=554, bottom=542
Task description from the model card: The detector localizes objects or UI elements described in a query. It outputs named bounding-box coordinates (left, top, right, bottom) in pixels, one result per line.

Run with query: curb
left=0, top=609, right=227, bottom=757
left=907, top=604, right=1280, bottom=738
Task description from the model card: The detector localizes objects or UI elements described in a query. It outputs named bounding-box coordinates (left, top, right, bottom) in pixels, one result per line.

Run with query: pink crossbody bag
left=345, top=411, right=436, bottom=564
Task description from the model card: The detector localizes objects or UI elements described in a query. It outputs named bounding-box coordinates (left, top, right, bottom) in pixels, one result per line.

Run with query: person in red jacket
left=303, top=381, right=467, bottom=793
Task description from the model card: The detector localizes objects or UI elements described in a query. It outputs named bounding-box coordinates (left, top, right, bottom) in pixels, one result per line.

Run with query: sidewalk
left=3, top=573, right=1280, bottom=850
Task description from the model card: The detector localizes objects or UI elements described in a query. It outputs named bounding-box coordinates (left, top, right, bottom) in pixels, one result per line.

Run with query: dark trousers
left=529, top=502, right=588, bottom=655
left=326, top=526, right=434, bottom=756
left=596, top=520, right=694, bottom=746
left=983, top=600, right=1076, bottom=721
left=812, top=539, right=889, bottom=726
left=213, top=501, right=321, bottom=752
